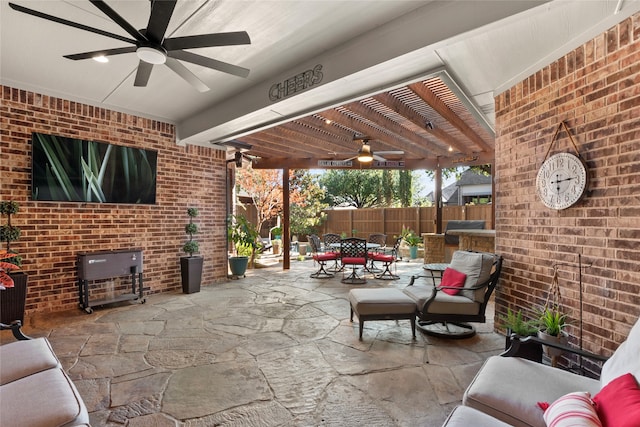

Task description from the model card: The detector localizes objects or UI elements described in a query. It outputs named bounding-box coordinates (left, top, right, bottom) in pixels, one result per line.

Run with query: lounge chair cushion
left=402, top=285, right=480, bottom=315
left=448, top=251, right=494, bottom=302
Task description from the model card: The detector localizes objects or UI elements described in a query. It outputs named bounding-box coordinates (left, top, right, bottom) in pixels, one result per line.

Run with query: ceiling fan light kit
left=136, top=46, right=167, bottom=65
left=357, top=144, right=374, bottom=163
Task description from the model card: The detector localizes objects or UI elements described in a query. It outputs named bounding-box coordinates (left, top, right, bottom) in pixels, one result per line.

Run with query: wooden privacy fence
left=320, top=205, right=493, bottom=242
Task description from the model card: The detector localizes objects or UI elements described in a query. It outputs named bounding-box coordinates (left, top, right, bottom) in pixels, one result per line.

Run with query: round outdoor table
left=423, top=262, right=449, bottom=285
left=329, top=242, right=380, bottom=250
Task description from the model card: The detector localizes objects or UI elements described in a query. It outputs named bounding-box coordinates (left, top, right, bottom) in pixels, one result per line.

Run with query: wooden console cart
left=77, top=249, right=145, bottom=314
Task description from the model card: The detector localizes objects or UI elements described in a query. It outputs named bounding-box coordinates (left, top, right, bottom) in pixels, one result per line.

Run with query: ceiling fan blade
left=165, top=58, right=209, bottom=92
left=64, top=46, right=137, bottom=61
left=376, top=151, right=404, bottom=155
left=168, top=50, right=250, bottom=78
left=8, top=2, right=136, bottom=44
left=373, top=154, right=388, bottom=162
left=89, top=0, right=147, bottom=42
left=146, top=0, right=177, bottom=43
left=342, top=156, right=357, bottom=162
left=164, top=32, right=251, bottom=50
left=134, top=61, right=153, bottom=87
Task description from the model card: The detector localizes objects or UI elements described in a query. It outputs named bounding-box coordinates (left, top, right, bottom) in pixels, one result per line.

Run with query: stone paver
left=3, top=258, right=504, bottom=426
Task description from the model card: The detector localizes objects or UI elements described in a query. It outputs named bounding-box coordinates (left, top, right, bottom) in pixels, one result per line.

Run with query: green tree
left=289, top=170, right=328, bottom=237
left=398, top=170, right=412, bottom=206
left=320, top=170, right=382, bottom=208
left=320, top=169, right=419, bottom=208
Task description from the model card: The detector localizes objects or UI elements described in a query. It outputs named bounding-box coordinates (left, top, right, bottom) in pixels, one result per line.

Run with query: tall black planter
left=0, top=272, right=28, bottom=324
left=180, top=256, right=203, bottom=294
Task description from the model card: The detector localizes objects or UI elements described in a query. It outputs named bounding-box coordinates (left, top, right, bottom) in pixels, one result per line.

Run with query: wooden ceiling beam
left=342, top=100, right=449, bottom=157
left=373, top=92, right=471, bottom=155
left=408, top=81, right=493, bottom=153
left=317, top=108, right=433, bottom=158
left=268, top=125, right=349, bottom=156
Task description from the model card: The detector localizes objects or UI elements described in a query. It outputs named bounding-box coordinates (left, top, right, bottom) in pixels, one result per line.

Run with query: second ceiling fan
left=339, top=137, right=404, bottom=163
left=9, top=0, right=251, bottom=92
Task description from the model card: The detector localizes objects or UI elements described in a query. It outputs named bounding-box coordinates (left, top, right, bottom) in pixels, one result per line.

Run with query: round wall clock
left=536, top=152, right=588, bottom=210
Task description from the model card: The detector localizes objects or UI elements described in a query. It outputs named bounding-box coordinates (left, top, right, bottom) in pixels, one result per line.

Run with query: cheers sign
left=269, top=65, right=323, bottom=101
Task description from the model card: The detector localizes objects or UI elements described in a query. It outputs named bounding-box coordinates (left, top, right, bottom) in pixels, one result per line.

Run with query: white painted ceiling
left=2, top=0, right=638, bottom=149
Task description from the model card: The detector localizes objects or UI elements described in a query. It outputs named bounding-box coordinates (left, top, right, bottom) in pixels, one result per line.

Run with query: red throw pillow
left=593, top=373, right=640, bottom=427
left=439, top=267, right=467, bottom=295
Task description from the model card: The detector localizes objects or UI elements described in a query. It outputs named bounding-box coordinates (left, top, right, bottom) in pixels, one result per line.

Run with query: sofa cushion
left=440, top=267, right=467, bottom=296
left=441, top=405, right=512, bottom=427
left=543, top=391, right=601, bottom=427
left=593, top=373, right=640, bottom=427
left=0, top=337, right=60, bottom=385
left=448, top=251, right=494, bottom=302
left=0, top=367, right=90, bottom=427
left=463, top=356, right=600, bottom=427
left=600, top=315, right=640, bottom=388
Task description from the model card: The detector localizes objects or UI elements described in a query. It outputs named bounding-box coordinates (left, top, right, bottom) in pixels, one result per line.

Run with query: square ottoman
left=349, top=288, right=417, bottom=340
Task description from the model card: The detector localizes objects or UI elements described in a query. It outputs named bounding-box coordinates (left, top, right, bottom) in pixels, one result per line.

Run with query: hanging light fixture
left=357, top=143, right=374, bottom=162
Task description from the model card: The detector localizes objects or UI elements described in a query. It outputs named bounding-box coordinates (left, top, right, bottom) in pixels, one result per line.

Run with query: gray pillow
left=448, top=251, right=494, bottom=302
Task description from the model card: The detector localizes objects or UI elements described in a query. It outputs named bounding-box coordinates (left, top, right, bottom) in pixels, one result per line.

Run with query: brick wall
left=1, top=86, right=229, bottom=316
left=494, top=14, right=640, bottom=358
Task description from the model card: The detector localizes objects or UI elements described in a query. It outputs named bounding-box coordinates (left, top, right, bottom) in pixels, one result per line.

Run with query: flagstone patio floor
left=2, top=258, right=505, bottom=426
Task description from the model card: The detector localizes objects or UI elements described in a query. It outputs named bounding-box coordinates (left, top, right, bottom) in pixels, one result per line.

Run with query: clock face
left=536, top=152, right=588, bottom=210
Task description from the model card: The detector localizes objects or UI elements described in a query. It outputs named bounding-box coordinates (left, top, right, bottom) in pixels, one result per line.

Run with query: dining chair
left=340, top=237, right=368, bottom=284
left=307, top=234, right=338, bottom=279
left=367, top=233, right=387, bottom=272
left=323, top=233, right=343, bottom=272
left=372, top=236, right=403, bottom=280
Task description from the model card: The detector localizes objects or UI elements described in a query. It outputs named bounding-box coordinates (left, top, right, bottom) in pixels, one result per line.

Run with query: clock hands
left=551, top=174, right=575, bottom=193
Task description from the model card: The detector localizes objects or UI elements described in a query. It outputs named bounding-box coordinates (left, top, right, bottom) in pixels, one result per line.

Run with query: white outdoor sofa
left=0, top=337, right=90, bottom=427
left=442, top=314, right=640, bottom=426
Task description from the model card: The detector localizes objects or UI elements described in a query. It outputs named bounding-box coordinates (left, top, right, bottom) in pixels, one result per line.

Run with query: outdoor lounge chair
left=404, top=250, right=502, bottom=338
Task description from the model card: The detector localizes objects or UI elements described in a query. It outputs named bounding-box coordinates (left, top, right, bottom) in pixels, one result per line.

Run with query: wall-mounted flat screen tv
left=31, top=132, right=158, bottom=204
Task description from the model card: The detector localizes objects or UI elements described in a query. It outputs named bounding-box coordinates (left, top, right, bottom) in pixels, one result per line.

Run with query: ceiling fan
left=8, top=1, right=251, bottom=92
left=336, top=137, right=404, bottom=163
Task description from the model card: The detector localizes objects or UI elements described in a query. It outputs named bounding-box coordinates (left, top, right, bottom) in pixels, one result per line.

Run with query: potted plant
left=271, top=226, right=282, bottom=240
left=228, top=214, right=260, bottom=278
left=271, top=238, right=282, bottom=255
left=500, top=308, right=542, bottom=362
left=536, top=307, right=569, bottom=362
left=0, top=201, right=28, bottom=325
left=402, top=228, right=422, bottom=259
left=180, top=207, right=203, bottom=294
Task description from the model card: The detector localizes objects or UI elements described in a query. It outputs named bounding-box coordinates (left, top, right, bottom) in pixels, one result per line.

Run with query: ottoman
left=348, top=288, right=417, bottom=340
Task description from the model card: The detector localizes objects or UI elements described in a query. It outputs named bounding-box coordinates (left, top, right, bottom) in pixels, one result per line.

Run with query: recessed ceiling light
left=93, top=56, right=109, bottom=63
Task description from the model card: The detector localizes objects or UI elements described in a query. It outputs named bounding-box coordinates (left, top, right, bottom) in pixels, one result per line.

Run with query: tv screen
left=31, top=133, right=157, bottom=204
